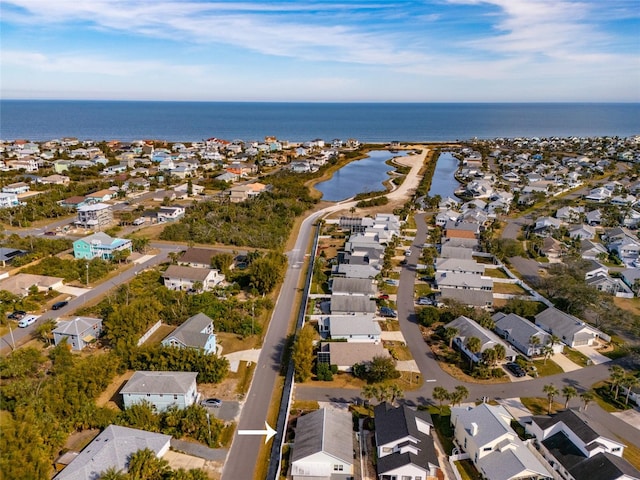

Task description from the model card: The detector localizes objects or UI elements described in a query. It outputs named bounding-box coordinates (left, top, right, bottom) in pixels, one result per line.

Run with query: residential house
left=440, top=245, right=476, bottom=260
left=332, top=263, right=380, bottom=279
left=120, top=371, right=199, bottom=412
left=586, top=274, right=633, bottom=296
left=226, top=182, right=269, bottom=202
left=0, top=192, right=19, bottom=208
left=174, top=182, right=205, bottom=196
left=375, top=402, right=441, bottom=480
left=52, top=317, right=103, bottom=351
left=2, top=182, right=30, bottom=194
left=0, top=247, right=26, bottom=267
left=290, top=408, right=354, bottom=480
left=541, top=237, right=564, bottom=262
left=447, top=316, right=517, bottom=364
left=0, top=273, right=64, bottom=296
left=534, top=216, right=562, bottom=236
left=534, top=307, right=608, bottom=347
left=75, top=203, right=113, bottom=229
left=435, top=272, right=493, bottom=308
left=162, top=265, right=225, bottom=292
left=53, top=425, right=171, bottom=480
left=330, top=294, right=377, bottom=315
left=157, top=205, right=185, bottom=222
left=318, top=314, right=381, bottom=343
left=317, top=342, right=390, bottom=372
left=451, top=403, right=553, bottom=480
left=85, top=189, right=115, bottom=203
left=568, top=224, right=596, bottom=241
left=73, top=232, right=132, bottom=260
left=585, top=187, right=612, bottom=202
left=40, top=174, right=70, bottom=185
left=526, top=409, right=639, bottom=480
left=580, top=239, right=608, bottom=261
left=178, top=247, right=224, bottom=269
left=330, top=277, right=377, bottom=296
left=620, top=268, right=640, bottom=293
left=161, top=312, right=217, bottom=354
left=435, top=258, right=485, bottom=275
left=493, top=312, right=564, bottom=357
left=436, top=209, right=461, bottom=227
left=60, top=195, right=89, bottom=209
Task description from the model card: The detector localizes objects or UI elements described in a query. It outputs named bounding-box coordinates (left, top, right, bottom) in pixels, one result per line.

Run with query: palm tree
left=543, top=383, right=559, bottom=414
left=562, top=386, right=577, bottom=409
left=444, top=327, right=458, bottom=349
left=432, top=386, right=450, bottom=413
left=361, top=384, right=378, bottom=413
left=451, top=385, right=469, bottom=407
left=466, top=336, right=482, bottom=369
left=99, top=467, right=127, bottom=480
left=580, top=391, right=595, bottom=411
left=622, top=375, right=640, bottom=406
left=494, top=344, right=506, bottom=364
left=542, top=344, right=554, bottom=365
left=387, top=384, right=405, bottom=406
left=529, top=335, right=541, bottom=355
left=609, top=365, right=626, bottom=400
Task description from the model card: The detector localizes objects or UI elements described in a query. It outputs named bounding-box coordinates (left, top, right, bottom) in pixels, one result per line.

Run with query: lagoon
left=316, top=150, right=409, bottom=202
left=428, top=152, right=461, bottom=200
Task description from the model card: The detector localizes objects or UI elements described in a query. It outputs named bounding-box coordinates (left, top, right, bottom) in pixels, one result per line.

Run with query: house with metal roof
left=52, top=317, right=103, bottom=351
left=54, top=425, right=171, bottom=480
left=493, top=312, right=564, bottom=357
left=120, top=371, right=199, bottom=412
left=374, top=402, right=441, bottom=480
left=290, top=408, right=354, bottom=480
left=526, top=409, right=639, bottom=480
left=451, top=403, right=553, bottom=480
left=161, top=312, right=216, bottom=354
left=73, top=232, right=132, bottom=260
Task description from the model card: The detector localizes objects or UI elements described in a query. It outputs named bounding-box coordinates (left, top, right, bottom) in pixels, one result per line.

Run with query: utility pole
left=8, top=323, right=15, bottom=350
left=86, top=263, right=89, bottom=286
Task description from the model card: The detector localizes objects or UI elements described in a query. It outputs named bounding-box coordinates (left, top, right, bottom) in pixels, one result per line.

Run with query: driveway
left=223, top=348, right=261, bottom=373
left=381, top=331, right=406, bottom=342
left=575, top=345, right=611, bottom=365
left=551, top=353, right=582, bottom=372
left=57, top=285, right=91, bottom=296
left=612, top=408, right=640, bottom=430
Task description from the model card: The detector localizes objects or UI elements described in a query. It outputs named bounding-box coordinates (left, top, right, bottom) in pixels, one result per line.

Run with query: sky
left=1, top=0, right=639, bottom=102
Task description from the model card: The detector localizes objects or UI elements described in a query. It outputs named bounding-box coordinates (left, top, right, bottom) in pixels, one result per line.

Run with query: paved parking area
left=203, top=400, right=241, bottom=423
left=164, top=450, right=206, bottom=470
left=223, top=348, right=261, bottom=372
left=381, top=331, right=405, bottom=342
left=612, top=408, right=640, bottom=430
left=551, top=353, right=581, bottom=372
left=575, top=345, right=611, bottom=365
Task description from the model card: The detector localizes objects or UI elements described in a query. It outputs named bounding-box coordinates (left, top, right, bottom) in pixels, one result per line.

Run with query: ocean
left=0, top=101, right=638, bottom=142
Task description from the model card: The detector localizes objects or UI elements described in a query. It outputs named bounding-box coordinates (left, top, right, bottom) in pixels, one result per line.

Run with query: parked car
left=417, top=296, right=434, bottom=306
left=44, top=231, right=57, bottom=236
left=18, top=315, right=39, bottom=328
left=384, top=279, right=399, bottom=286
left=8, top=310, right=26, bottom=320
left=380, top=307, right=397, bottom=318
left=52, top=301, right=68, bottom=310
left=404, top=250, right=412, bottom=256
left=505, top=362, right=526, bottom=377
left=201, top=398, right=222, bottom=408
left=378, top=294, right=390, bottom=300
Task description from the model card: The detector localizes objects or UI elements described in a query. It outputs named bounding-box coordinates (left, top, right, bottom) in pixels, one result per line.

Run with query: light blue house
left=52, top=316, right=103, bottom=351
left=120, top=371, right=198, bottom=412
left=161, top=312, right=217, bottom=354
left=73, top=232, right=132, bottom=260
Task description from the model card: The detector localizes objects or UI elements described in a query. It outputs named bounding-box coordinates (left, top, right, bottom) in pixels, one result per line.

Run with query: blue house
left=120, top=371, right=199, bottom=412
left=161, top=312, right=217, bottom=354
left=73, top=232, right=132, bottom=260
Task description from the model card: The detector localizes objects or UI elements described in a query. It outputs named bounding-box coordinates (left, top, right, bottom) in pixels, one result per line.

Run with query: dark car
left=52, top=301, right=68, bottom=310
left=505, top=362, right=526, bottom=377
left=380, top=306, right=397, bottom=318
left=44, top=231, right=57, bottom=236
left=8, top=310, right=26, bottom=320
left=201, top=398, right=222, bottom=408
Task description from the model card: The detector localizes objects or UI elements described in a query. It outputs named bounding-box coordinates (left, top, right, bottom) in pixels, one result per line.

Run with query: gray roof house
left=435, top=257, right=485, bottom=275
left=52, top=316, right=103, bottom=351
left=330, top=294, right=377, bottom=315
left=318, top=314, right=381, bottom=343
left=451, top=403, right=553, bottom=480
left=436, top=272, right=493, bottom=308
left=447, top=316, right=517, bottom=364
left=332, top=263, right=380, bottom=279
left=374, top=402, right=441, bottom=480
left=526, top=409, right=639, bottom=480
left=493, top=312, right=564, bottom=357
left=330, top=277, right=377, bottom=296
left=290, top=408, right=354, bottom=480
left=121, top=371, right=199, bottom=412
left=54, top=425, right=171, bottom=480
left=161, top=312, right=216, bottom=354
left=534, top=307, right=607, bottom=347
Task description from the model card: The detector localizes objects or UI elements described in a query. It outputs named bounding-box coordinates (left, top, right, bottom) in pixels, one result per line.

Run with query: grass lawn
left=622, top=436, right=640, bottom=471
left=386, top=341, right=413, bottom=361
left=592, top=381, right=632, bottom=412
left=414, top=284, right=434, bottom=297
left=613, top=296, right=640, bottom=316
left=425, top=406, right=455, bottom=455
left=520, top=396, right=564, bottom=415
left=492, top=282, right=528, bottom=295
left=455, top=460, right=482, bottom=480
left=378, top=319, right=400, bottom=331
left=532, top=359, right=564, bottom=377
left=563, top=348, right=591, bottom=367
left=483, top=268, right=509, bottom=279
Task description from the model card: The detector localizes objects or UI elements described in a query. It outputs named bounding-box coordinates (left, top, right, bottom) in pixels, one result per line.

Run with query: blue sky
left=1, top=0, right=639, bottom=102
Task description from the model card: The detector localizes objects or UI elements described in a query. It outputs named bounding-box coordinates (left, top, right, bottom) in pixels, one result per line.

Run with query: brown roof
left=320, top=342, right=390, bottom=367
left=179, top=247, right=223, bottom=266
left=163, top=265, right=213, bottom=282
left=445, top=229, right=477, bottom=239
left=63, top=195, right=86, bottom=204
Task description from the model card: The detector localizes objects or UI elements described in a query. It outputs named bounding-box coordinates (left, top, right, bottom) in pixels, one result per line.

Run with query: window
left=333, top=465, right=343, bottom=472
left=483, top=447, right=492, bottom=451
left=174, top=394, right=178, bottom=400
left=383, top=447, right=393, bottom=453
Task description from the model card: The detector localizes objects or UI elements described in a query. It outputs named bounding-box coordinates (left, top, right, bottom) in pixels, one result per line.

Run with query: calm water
left=428, top=152, right=461, bottom=200
left=316, top=150, right=408, bottom=201
left=1, top=101, right=639, bottom=142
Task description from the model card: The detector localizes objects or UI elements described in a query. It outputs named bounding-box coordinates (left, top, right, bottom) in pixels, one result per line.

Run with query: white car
left=18, top=314, right=39, bottom=328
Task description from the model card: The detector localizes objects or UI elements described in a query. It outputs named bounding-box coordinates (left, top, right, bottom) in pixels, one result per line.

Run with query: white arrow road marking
left=238, top=421, right=277, bottom=443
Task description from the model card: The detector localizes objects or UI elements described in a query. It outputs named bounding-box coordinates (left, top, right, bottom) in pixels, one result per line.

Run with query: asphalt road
left=0, top=245, right=180, bottom=355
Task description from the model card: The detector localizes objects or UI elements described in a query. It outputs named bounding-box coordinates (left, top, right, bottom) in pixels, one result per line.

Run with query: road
left=0, top=245, right=181, bottom=355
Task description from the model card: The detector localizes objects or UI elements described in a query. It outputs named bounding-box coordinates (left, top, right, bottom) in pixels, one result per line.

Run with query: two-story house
left=120, top=371, right=199, bottom=412
left=161, top=312, right=216, bottom=354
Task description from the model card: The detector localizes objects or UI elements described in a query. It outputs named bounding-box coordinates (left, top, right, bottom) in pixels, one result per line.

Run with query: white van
left=133, top=217, right=147, bottom=226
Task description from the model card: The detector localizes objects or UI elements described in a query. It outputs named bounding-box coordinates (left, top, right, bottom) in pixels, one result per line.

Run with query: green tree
left=562, top=386, right=577, bottom=409
left=543, top=383, right=559, bottom=414
left=609, top=365, right=626, bottom=400
left=443, top=327, right=458, bottom=349
left=417, top=306, right=440, bottom=327
left=465, top=336, right=482, bottom=369
left=291, top=325, right=315, bottom=382
left=210, top=253, right=234, bottom=274
left=432, top=386, right=450, bottom=413
left=131, top=237, right=150, bottom=254
left=386, top=383, right=405, bottom=406
left=580, top=390, right=595, bottom=411
left=127, top=448, right=170, bottom=480
left=494, top=344, right=506, bottom=363
left=99, top=467, right=128, bottom=479
left=450, top=385, right=469, bottom=407
left=622, top=374, right=640, bottom=405
left=361, top=384, right=379, bottom=412
left=366, top=356, right=400, bottom=383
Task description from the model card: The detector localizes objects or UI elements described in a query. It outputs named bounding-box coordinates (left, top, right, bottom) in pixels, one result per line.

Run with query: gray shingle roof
left=52, top=316, right=102, bottom=336
left=163, top=265, right=212, bottom=282
left=54, top=425, right=171, bottom=480
left=330, top=277, right=376, bottom=295
left=330, top=294, right=377, bottom=314
left=162, top=313, right=213, bottom=349
left=120, top=371, right=197, bottom=395
left=291, top=408, right=353, bottom=465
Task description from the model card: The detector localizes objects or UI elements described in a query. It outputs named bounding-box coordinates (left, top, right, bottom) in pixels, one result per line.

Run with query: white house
left=162, top=265, right=225, bottom=292
left=375, top=402, right=441, bottom=480
left=161, top=312, right=216, bottom=354
left=318, top=314, right=381, bottom=343
left=290, top=408, right=354, bottom=480
left=493, top=312, right=564, bottom=357
left=534, top=307, right=608, bottom=347
left=120, top=371, right=199, bottom=412
left=447, top=316, right=517, bottom=364
left=52, top=317, right=103, bottom=351
left=0, top=192, right=19, bottom=208
left=451, top=403, right=553, bottom=480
